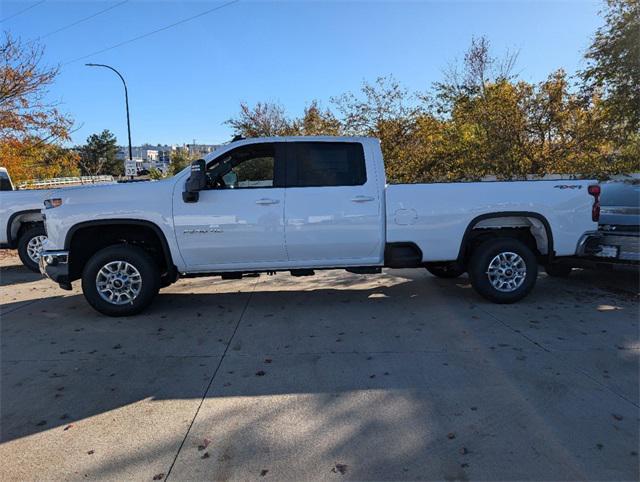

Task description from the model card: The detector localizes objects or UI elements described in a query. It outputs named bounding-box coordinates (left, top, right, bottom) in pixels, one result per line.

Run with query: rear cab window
left=285, top=142, right=366, bottom=187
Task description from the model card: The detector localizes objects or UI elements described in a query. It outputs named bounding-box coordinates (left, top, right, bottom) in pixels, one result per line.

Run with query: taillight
left=588, top=184, right=600, bottom=222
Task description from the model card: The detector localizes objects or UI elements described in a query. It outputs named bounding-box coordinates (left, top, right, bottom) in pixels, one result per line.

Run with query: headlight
left=44, top=198, right=63, bottom=209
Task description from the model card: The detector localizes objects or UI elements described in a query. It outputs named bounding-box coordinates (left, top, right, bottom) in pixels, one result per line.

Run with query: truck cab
left=174, top=137, right=385, bottom=271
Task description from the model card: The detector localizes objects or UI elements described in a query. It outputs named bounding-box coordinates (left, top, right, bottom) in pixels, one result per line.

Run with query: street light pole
left=85, top=63, right=133, bottom=171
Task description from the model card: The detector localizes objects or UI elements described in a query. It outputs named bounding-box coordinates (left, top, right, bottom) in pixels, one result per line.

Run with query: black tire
left=17, top=224, right=47, bottom=272
left=425, top=262, right=465, bottom=279
left=81, top=244, right=160, bottom=317
left=544, top=264, right=572, bottom=278
left=468, top=238, right=538, bottom=304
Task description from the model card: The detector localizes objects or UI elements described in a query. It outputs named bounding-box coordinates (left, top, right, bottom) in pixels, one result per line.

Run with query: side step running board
left=346, top=267, right=382, bottom=274
left=290, top=269, right=315, bottom=276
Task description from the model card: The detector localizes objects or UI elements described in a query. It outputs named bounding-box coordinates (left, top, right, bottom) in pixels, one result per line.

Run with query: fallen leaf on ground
left=332, top=464, right=348, bottom=475
left=197, top=439, right=211, bottom=451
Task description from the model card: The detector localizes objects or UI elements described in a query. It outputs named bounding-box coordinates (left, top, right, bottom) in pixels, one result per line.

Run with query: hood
left=55, top=177, right=178, bottom=207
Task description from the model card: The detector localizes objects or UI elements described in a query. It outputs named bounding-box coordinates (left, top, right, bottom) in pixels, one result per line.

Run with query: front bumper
left=39, top=250, right=72, bottom=290
left=577, top=230, right=640, bottom=263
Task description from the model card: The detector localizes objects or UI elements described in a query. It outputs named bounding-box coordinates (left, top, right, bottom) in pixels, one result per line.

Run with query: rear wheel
left=425, top=262, right=465, bottom=279
left=545, top=264, right=572, bottom=278
left=17, top=224, right=47, bottom=272
left=81, top=245, right=160, bottom=317
left=468, top=238, right=538, bottom=303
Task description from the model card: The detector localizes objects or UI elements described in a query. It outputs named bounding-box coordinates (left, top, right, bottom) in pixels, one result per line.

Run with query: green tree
left=148, top=167, right=164, bottom=180
left=293, top=100, right=342, bottom=135
left=167, top=148, right=193, bottom=175
left=581, top=0, right=640, bottom=135
left=226, top=102, right=295, bottom=137
left=332, top=75, right=428, bottom=182
left=225, top=28, right=640, bottom=184
left=79, top=129, right=120, bottom=177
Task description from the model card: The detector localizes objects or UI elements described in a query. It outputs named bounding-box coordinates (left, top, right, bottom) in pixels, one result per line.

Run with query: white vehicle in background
left=0, top=169, right=117, bottom=271
left=39, top=136, right=600, bottom=316
left=0, top=168, right=50, bottom=272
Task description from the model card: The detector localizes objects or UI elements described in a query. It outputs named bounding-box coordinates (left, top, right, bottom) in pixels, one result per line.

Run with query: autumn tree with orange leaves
left=0, top=33, right=79, bottom=184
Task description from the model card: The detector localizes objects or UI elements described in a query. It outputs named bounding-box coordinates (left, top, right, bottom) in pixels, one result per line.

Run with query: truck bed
left=385, top=180, right=597, bottom=262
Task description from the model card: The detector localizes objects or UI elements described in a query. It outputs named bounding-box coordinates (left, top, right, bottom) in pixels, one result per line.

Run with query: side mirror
left=183, top=159, right=206, bottom=203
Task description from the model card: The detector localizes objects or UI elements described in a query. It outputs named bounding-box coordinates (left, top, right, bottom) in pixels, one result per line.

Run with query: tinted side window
left=207, top=143, right=280, bottom=189
left=228, top=155, right=274, bottom=188
left=0, top=173, right=13, bottom=191
left=287, top=142, right=366, bottom=187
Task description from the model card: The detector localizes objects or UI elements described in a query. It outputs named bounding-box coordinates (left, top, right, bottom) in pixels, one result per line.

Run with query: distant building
left=186, top=143, right=219, bottom=158
left=117, top=143, right=220, bottom=174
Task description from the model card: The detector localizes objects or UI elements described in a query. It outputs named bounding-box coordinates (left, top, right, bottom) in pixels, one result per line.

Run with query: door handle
left=255, top=198, right=280, bottom=205
left=351, top=195, right=375, bottom=203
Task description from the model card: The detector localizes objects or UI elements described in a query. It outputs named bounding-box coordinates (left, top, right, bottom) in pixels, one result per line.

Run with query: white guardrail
left=16, top=175, right=115, bottom=190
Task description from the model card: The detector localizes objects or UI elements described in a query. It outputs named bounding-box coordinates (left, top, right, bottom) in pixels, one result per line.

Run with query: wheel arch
left=456, top=211, right=554, bottom=266
left=64, top=219, right=177, bottom=281
left=6, top=209, right=44, bottom=248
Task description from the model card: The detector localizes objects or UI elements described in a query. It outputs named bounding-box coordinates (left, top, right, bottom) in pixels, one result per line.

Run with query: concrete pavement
left=1, top=252, right=638, bottom=481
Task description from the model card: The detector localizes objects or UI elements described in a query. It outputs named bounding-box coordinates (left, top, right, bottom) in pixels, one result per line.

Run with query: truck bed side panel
left=385, top=180, right=597, bottom=261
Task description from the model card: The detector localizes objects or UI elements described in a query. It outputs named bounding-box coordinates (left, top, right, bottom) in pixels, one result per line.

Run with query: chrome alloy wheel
left=96, top=261, right=143, bottom=305
left=486, top=251, right=527, bottom=292
left=26, top=235, right=47, bottom=263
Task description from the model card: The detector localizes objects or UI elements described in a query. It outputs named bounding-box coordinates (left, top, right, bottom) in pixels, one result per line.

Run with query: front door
left=173, top=142, right=287, bottom=270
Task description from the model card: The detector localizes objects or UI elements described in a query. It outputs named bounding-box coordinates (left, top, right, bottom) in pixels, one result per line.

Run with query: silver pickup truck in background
left=577, top=178, right=639, bottom=266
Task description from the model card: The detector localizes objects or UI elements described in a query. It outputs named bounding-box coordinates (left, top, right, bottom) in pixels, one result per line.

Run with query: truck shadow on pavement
left=0, top=263, right=43, bottom=287
left=1, top=269, right=638, bottom=480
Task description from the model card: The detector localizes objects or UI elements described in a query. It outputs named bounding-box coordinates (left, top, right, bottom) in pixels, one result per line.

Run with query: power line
left=40, top=0, right=129, bottom=40
left=0, top=0, right=46, bottom=23
left=63, top=0, right=239, bottom=65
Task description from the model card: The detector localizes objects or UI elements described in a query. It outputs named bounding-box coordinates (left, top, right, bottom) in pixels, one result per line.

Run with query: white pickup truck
left=39, top=136, right=598, bottom=316
left=0, top=168, right=49, bottom=272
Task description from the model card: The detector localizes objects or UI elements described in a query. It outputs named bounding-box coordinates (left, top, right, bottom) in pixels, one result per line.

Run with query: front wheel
left=468, top=238, right=538, bottom=304
left=425, top=262, right=465, bottom=279
left=17, top=224, right=47, bottom=272
left=81, top=245, right=160, bottom=317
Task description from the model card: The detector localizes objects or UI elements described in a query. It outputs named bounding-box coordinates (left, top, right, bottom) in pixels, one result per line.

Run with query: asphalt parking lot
left=1, top=251, right=638, bottom=481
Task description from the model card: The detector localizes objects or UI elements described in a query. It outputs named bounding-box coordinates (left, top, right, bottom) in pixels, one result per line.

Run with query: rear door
left=284, top=140, right=383, bottom=266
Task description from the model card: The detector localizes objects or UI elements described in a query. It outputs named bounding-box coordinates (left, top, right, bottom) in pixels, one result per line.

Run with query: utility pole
left=85, top=63, right=133, bottom=179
